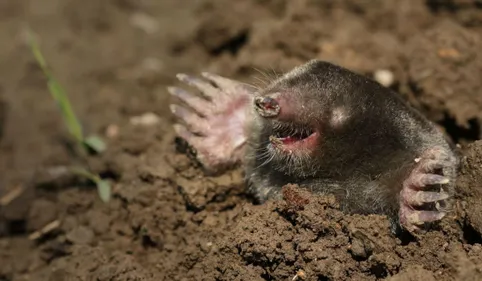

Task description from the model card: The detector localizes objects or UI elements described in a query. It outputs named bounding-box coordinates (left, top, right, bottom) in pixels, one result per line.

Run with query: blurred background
left=0, top=0, right=482, bottom=280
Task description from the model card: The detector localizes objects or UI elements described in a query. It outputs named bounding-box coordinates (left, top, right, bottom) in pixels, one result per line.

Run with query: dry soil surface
left=1, top=0, right=482, bottom=280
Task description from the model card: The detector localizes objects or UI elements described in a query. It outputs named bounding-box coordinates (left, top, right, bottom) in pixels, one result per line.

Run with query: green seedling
left=27, top=31, right=106, bottom=154
left=84, top=135, right=107, bottom=154
left=27, top=30, right=111, bottom=202
left=70, top=167, right=111, bottom=203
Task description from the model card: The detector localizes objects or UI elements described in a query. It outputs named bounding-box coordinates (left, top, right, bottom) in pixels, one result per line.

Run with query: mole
left=168, top=59, right=459, bottom=234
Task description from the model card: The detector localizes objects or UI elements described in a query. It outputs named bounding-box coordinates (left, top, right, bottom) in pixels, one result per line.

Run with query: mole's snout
left=254, top=96, right=280, bottom=117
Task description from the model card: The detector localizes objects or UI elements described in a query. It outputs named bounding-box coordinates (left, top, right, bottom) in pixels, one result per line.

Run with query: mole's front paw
left=399, top=146, right=457, bottom=234
left=168, top=72, right=254, bottom=174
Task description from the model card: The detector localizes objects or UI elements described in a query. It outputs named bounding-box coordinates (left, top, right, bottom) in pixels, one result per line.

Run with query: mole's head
left=252, top=59, right=370, bottom=178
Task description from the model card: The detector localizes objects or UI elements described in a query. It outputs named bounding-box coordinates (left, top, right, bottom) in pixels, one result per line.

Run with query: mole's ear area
left=168, top=72, right=254, bottom=174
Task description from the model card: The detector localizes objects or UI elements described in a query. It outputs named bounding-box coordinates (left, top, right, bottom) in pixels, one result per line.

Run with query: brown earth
left=1, top=0, right=482, bottom=280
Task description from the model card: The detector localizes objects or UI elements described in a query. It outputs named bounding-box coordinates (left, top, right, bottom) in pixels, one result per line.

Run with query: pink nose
left=254, top=96, right=280, bottom=117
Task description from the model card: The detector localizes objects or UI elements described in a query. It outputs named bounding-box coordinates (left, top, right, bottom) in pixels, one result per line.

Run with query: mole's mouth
left=269, top=126, right=318, bottom=150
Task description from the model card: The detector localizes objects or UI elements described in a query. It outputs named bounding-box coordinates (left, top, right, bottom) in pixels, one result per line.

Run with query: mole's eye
left=254, top=96, right=280, bottom=117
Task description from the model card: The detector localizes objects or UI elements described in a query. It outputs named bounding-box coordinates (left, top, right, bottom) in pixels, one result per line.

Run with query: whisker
left=237, top=80, right=262, bottom=92
left=252, top=67, right=272, bottom=81
left=256, top=151, right=276, bottom=171
left=252, top=76, right=269, bottom=88
left=269, top=66, right=281, bottom=80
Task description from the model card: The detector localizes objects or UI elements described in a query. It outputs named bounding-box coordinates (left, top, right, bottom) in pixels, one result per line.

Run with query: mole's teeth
left=269, top=135, right=283, bottom=145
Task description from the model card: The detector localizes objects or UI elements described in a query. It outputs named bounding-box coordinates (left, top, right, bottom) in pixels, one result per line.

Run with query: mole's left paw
left=399, top=146, right=457, bottom=234
left=169, top=72, right=255, bottom=174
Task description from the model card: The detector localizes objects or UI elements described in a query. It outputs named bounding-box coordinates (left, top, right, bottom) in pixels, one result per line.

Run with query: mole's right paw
left=168, top=72, right=255, bottom=174
left=399, top=146, right=457, bottom=234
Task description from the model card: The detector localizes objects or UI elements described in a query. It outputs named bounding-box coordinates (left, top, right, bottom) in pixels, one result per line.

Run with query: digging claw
left=410, top=190, right=450, bottom=206
left=405, top=210, right=447, bottom=226
left=168, top=86, right=211, bottom=116
left=419, top=174, right=450, bottom=186
left=176, top=73, right=220, bottom=98
left=173, top=124, right=198, bottom=145
left=399, top=146, right=457, bottom=234
left=170, top=104, right=208, bottom=134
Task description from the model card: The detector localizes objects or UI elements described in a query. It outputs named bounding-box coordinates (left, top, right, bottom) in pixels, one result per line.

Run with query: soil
left=1, top=0, right=482, bottom=280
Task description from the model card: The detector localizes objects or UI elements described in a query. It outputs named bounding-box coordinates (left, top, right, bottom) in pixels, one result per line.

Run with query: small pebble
left=374, top=69, right=395, bottom=87
left=106, top=124, right=119, bottom=138
left=130, top=112, right=160, bottom=126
